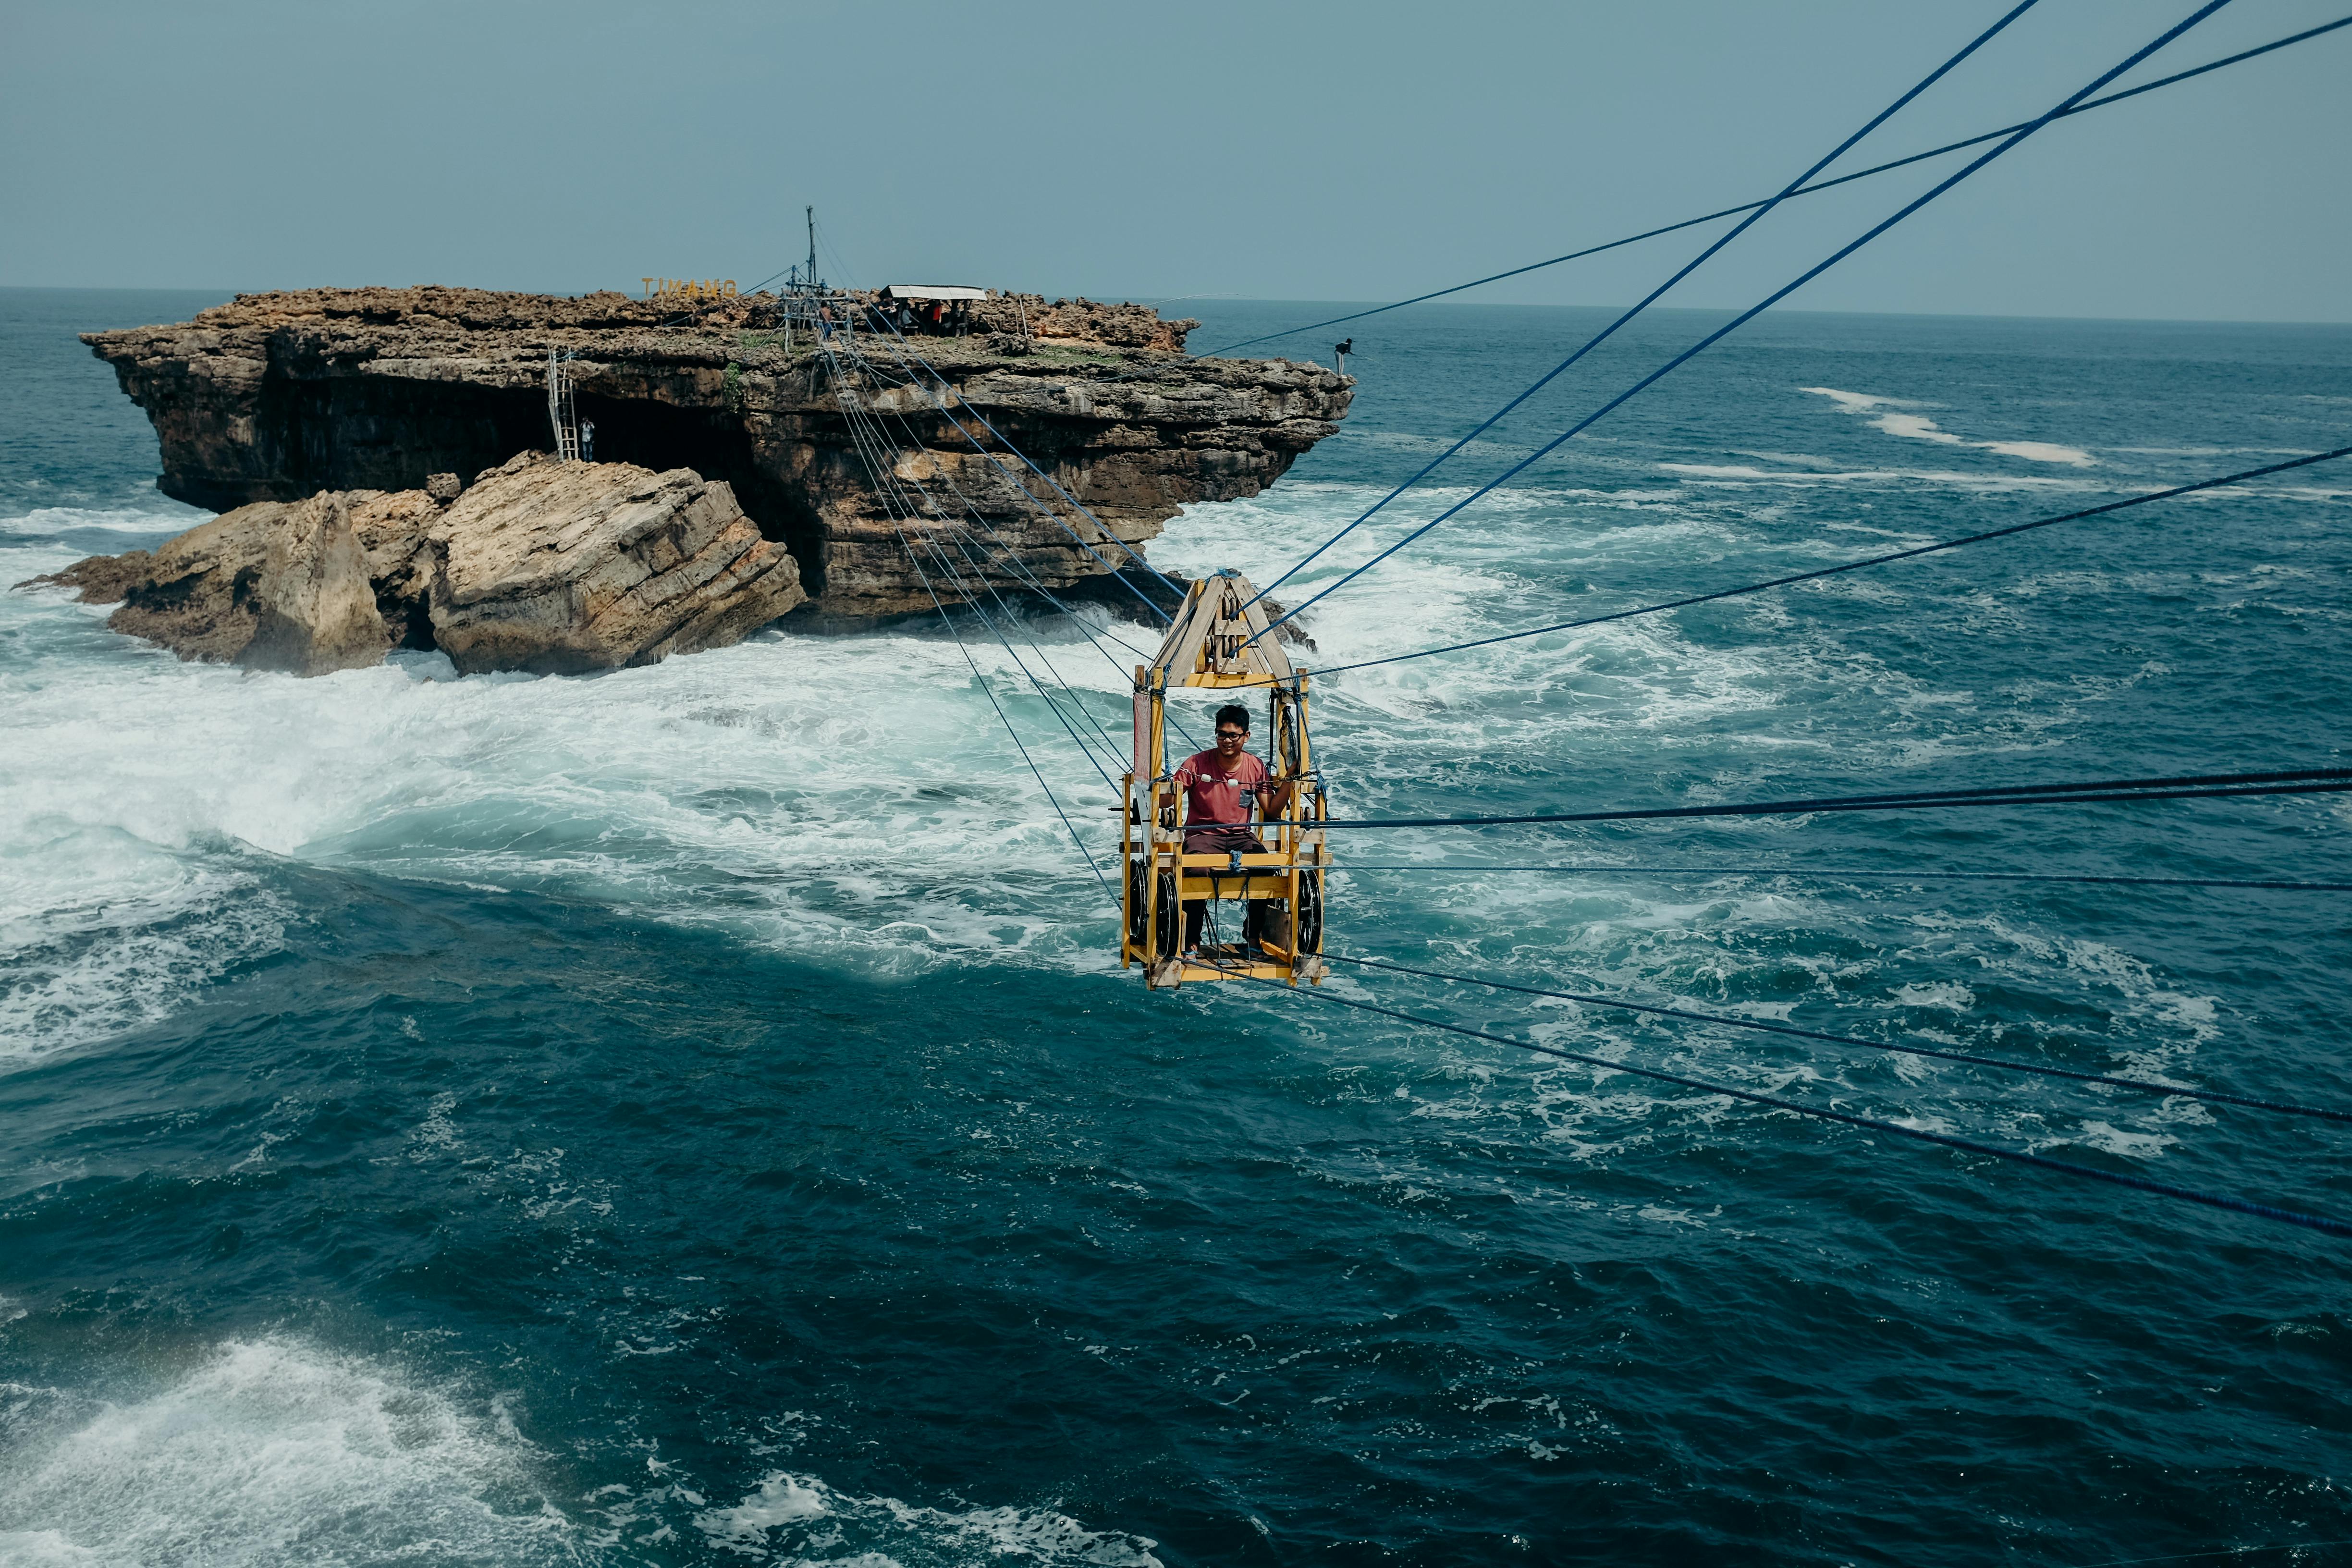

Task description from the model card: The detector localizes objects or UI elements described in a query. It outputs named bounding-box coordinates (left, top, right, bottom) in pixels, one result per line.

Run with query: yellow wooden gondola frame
left=1119, top=571, right=1329, bottom=989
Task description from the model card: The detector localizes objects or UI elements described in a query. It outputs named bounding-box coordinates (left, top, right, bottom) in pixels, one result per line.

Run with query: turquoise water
left=2, top=286, right=2349, bottom=1565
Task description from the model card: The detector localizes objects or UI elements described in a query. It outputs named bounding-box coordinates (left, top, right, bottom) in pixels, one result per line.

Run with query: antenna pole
left=806, top=206, right=818, bottom=294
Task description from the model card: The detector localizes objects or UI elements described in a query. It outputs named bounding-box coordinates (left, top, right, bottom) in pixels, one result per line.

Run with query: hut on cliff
left=879, top=284, right=989, bottom=336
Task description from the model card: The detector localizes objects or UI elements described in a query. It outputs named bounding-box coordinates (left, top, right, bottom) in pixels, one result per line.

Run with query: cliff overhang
left=81, top=286, right=1354, bottom=621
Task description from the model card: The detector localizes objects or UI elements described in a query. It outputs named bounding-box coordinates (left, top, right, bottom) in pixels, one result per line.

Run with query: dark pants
left=1182, top=829, right=1264, bottom=951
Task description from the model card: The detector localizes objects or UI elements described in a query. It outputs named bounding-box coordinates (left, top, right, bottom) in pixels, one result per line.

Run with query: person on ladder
left=1175, top=703, right=1293, bottom=957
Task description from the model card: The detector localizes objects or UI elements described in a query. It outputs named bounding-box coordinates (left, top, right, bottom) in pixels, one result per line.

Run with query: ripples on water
left=2, top=290, right=2349, bottom=1565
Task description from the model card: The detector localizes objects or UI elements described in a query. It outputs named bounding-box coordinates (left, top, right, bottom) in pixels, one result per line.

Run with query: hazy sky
left=5, top=0, right=2347, bottom=321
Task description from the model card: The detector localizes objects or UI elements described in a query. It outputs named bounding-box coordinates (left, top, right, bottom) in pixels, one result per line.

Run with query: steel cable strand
left=932, top=506, right=1207, bottom=757
left=795, top=247, right=1179, bottom=624
left=1224, top=445, right=2352, bottom=682
left=824, top=349, right=1115, bottom=899
left=825, top=343, right=1124, bottom=793
left=1244, top=0, right=2046, bottom=606
left=905, top=507, right=1125, bottom=787
left=1313, top=768, right=2352, bottom=831
left=827, top=356, right=1126, bottom=787
left=860, top=393, right=1159, bottom=755
left=865, top=315, right=1186, bottom=596
left=935, top=524, right=1131, bottom=762
left=840, top=359, right=1138, bottom=775
left=836, top=377, right=1124, bottom=778
left=896, top=525, right=1118, bottom=906
left=1312, top=951, right=2352, bottom=1124
left=1252, top=0, right=2241, bottom=645
left=1207, top=966, right=2352, bottom=1237
left=1197, top=15, right=2352, bottom=360
left=1334, top=864, right=2352, bottom=893
left=858, top=395, right=1215, bottom=760
left=857, top=301, right=1184, bottom=618
left=903, top=499, right=1126, bottom=788
left=851, top=332, right=1212, bottom=758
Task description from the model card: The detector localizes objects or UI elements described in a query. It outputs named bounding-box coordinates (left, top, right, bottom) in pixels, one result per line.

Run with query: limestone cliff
left=82, top=287, right=1352, bottom=620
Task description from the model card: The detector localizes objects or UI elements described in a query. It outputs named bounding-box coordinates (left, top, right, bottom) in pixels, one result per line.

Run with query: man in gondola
left=1175, top=703, right=1293, bottom=956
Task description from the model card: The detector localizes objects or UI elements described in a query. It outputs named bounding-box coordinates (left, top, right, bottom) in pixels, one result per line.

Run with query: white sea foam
left=695, top=1468, right=1161, bottom=1566
left=1800, top=387, right=2095, bottom=467
left=1656, top=462, right=2092, bottom=493
left=0, top=465, right=2279, bottom=1132
left=0, top=830, right=287, bottom=1069
left=0, top=1337, right=577, bottom=1567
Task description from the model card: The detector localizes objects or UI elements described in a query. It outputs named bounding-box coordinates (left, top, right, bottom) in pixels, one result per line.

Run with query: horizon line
left=0, top=283, right=2345, bottom=332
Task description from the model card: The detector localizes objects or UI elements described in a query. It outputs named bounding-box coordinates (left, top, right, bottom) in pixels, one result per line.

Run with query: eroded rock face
left=240, top=493, right=395, bottom=675
left=429, top=452, right=806, bottom=674
left=81, top=286, right=1352, bottom=619
left=16, top=453, right=806, bottom=676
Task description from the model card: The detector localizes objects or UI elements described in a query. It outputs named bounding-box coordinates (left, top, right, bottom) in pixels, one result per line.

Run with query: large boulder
left=14, top=453, right=807, bottom=676
left=240, top=493, right=397, bottom=675
left=429, top=453, right=806, bottom=674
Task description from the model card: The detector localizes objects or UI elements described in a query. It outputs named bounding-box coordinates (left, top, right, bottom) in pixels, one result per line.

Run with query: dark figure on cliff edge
left=1334, top=338, right=1352, bottom=372
left=1175, top=703, right=1293, bottom=956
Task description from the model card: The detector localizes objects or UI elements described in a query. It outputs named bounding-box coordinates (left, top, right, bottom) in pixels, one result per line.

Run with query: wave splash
left=0, top=1337, right=578, bottom=1567
left=697, top=1469, right=1162, bottom=1567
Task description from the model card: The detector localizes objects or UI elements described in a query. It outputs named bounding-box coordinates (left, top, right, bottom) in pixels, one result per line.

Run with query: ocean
left=2, top=286, right=2348, bottom=1566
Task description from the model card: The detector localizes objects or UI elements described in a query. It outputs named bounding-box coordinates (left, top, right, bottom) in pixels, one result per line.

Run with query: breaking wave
left=1801, top=386, right=2096, bottom=466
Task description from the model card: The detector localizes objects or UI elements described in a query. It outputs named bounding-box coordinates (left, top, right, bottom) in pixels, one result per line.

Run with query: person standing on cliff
left=1175, top=703, right=1293, bottom=956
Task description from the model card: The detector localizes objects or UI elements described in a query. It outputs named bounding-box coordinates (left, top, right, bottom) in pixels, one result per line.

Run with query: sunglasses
left=1215, top=729, right=1248, bottom=739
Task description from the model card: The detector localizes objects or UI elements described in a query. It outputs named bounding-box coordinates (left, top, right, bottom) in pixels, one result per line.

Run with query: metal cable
left=858, top=391, right=1147, bottom=753
left=1253, top=0, right=2240, bottom=643
left=1221, top=445, right=2352, bottom=683
left=1245, top=0, right=2046, bottom=605
left=1315, top=767, right=2352, bottom=831
left=1316, top=951, right=2352, bottom=1124
left=1206, top=964, right=2352, bottom=1238
left=1198, top=15, right=2352, bottom=359
left=860, top=310, right=1185, bottom=612
left=852, top=389, right=1216, bottom=760
left=1335, top=864, right=2352, bottom=893
left=828, top=352, right=1125, bottom=784
left=818, top=344, right=1115, bottom=895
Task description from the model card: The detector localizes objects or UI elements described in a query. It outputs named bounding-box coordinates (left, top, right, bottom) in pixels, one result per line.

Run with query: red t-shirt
left=1175, top=748, right=1270, bottom=828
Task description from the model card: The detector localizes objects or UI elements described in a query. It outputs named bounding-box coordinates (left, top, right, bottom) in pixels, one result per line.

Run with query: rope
left=904, top=527, right=1117, bottom=907
left=1315, top=767, right=2352, bottom=830
left=1196, top=15, right=2351, bottom=359
left=856, top=390, right=1211, bottom=758
left=1219, top=446, right=2352, bottom=683
left=1315, top=951, right=2352, bottom=1125
left=841, top=335, right=1182, bottom=756
left=831, top=354, right=1127, bottom=786
left=1251, top=0, right=2240, bottom=644
left=819, top=343, right=1115, bottom=898
left=793, top=241, right=1180, bottom=625
left=2072, top=1541, right=2352, bottom=1568
left=930, top=527, right=1128, bottom=779
left=1336, top=864, right=2352, bottom=893
left=1209, top=965, right=2352, bottom=1237
left=1244, top=0, right=2046, bottom=606
left=862, top=314, right=1187, bottom=612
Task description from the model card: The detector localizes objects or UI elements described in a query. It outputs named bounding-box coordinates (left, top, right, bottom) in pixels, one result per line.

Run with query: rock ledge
left=18, top=452, right=806, bottom=676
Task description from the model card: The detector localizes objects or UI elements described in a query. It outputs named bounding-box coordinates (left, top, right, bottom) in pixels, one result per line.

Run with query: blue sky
left=4, top=0, right=2346, bottom=321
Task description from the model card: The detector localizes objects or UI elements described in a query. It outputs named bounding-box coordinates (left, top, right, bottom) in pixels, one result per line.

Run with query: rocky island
left=26, top=286, right=1353, bottom=674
